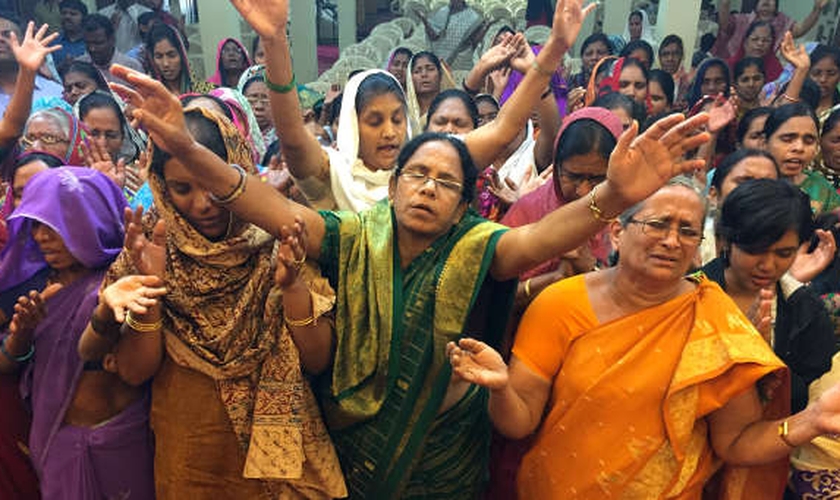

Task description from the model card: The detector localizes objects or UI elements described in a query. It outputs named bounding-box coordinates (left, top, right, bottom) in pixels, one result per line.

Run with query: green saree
left=317, top=199, right=516, bottom=499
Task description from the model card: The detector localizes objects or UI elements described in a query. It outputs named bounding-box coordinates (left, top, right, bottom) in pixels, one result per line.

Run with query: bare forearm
left=488, top=383, right=541, bottom=439
left=783, top=67, right=809, bottom=102
left=78, top=303, right=120, bottom=360
left=0, top=331, right=33, bottom=373
left=115, top=306, right=163, bottom=386
left=464, top=58, right=494, bottom=93
left=0, top=69, right=35, bottom=147
left=793, top=7, right=822, bottom=38
left=717, top=408, right=821, bottom=465
left=534, top=92, right=561, bottom=170
left=718, top=0, right=732, bottom=33
left=283, top=281, right=333, bottom=374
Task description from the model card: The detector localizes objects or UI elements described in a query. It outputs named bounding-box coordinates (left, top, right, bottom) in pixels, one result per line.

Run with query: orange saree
left=511, top=274, right=789, bottom=499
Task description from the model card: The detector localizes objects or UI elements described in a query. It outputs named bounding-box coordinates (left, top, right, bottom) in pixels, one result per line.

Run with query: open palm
left=123, top=207, right=167, bottom=279
left=447, top=338, right=509, bottom=390
left=230, top=0, right=288, bottom=38
left=11, top=22, right=59, bottom=74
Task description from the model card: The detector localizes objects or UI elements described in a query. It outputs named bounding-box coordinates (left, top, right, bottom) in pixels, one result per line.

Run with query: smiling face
left=427, top=97, right=475, bottom=135
left=767, top=116, right=819, bottom=180
left=357, top=92, right=407, bottom=171
left=163, top=157, right=231, bottom=240
left=735, top=64, right=765, bottom=103
left=153, top=38, right=182, bottom=85
left=727, top=229, right=799, bottom=292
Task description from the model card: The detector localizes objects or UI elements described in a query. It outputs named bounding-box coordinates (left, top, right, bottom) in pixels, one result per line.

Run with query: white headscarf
left=622, top=9, right=658, bottom=48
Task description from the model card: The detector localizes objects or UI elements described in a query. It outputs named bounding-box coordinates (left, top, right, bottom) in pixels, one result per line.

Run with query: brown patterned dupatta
left=104, top=108, right=346, bottom=497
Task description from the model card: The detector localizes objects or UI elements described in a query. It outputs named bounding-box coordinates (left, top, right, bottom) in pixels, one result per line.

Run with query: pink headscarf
left=206, top=38, right=252, bottom=87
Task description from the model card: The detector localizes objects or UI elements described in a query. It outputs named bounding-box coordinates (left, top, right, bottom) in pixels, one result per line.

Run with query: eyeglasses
left=627, top=217, right=703, bottom=244
left=19, top=133, right=69, bottom=149
left=559, top=171, right=606, bottom=186
left=399, top=170, right=463, bottom=194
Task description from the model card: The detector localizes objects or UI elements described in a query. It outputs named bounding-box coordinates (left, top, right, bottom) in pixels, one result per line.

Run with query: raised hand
left=746, top=288, right=775, bottom=343
left=707, top=94, right=737, bottom=133
left=123, top=206, right=167, bottom=278
left=11, top=22, right=60, bottom=74
left=82, top=141, right=126, bottom=188
left=229, top=0, right=288, bottom=39
left=110, top=65, right=194, bottom=157
left=789, top=229, right=837, bottom=283
left=274, top=216, right=307, bottom=290
left=550, top=0, right=598, bottom=53
left=779, top=31, right=810, bottom=71
left=8, top=284, right=62, bottom=337
left=447, top=338, right=509, bottom=390
left=100, top=275, right=167, bottom=322
left=481, top=35, right=517, bottom=70
left=603, top=113, right=710, bottom=208
left=487, top=67, right=511, bottom=97
left=508, top=33, right=536, bottom=74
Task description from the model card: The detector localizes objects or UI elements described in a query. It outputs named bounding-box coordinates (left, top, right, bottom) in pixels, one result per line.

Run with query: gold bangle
left=778, top=420, right=796, bottom=448
left=284, top=312, right=317, bottom=328
left=124, top=311, right=163, bottom=333
left=524, top=278, right=532, bottom=298
left=531, top=59, right=555, bottom=77
left=780, top=93, right=799, bottom=103
left=209, top=164, right=247, bottom=204
left=588, top=185, right=617, bottom=223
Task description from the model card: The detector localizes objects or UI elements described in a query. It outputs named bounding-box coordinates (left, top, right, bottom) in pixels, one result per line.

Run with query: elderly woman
left=449, top=176, right=840, bottom=498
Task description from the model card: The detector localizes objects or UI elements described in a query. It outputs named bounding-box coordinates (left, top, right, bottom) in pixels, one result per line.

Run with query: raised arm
left=462, top=35, right=517, bottom=94
left=718, top=0, right=733, bottom=36
left=775, top=32, right=810, bottom=104
left=791, top=0, right=828, bottom=39
left=463, top=0, right=595, bottom=168
left=490, top=113, right=711, bottom=281
left=110, top=65, right=326, bottom=258
left=0, top=22, right=59, bottom=148
left=229, top=0, right=327, bottom=181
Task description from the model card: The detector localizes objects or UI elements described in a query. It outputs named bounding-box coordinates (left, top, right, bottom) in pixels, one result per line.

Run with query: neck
left=396, top=226, right=436, bottom=270
left=819, top=94, right=834, bottom=111
left=417, top=92, right=436, bottom=115
left=608, top=267, right=689, bottom=314
left=164, top=78, right=180, bottom=94
left=790, top=171, right=807, bottom=185
left=51, top=265, right=94, bottom=288
left=65, top=28, right=82, bottom=41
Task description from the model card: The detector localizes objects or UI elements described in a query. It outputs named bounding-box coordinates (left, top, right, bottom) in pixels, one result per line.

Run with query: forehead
left=433, top=97, right=469, bottom=117
left=561, top=151, right=608, bottom=173
left=84, top=106, right=120, bottom=123
left=244, top=80, right=268, bottom=95
left=26, top=114, right=64, bottom=132
left=404, top=140, right=464, bottom=178
left=774, top=116, right=817, bottom=136
left=629, top=49, right=648, bottom=61
left=637, top=185, right=704, bottom=220
left=738, top=64, right=762, bottom=76
left=222, top=40, right=241, bottom=51
left=813, top=57, right=839, bottom=70
left=729, top=157, right=778, bottom=179
left=703, top=66, right=725, bottom=79
left=84, top=28, right=109, bottom=41
left=620, top=65, right=645, bottom=80
left=154, top=38, right=177, bottom=52
left=648, top=80, right=665, bottom=94
left=661, top=42, right=682, bottom=54
left=65, top=71, right=95, bottom=84
left=585, top=41, right=608, bottom=53
left=359, top=92, right=405, bottom=115
left=60, top=7, right=83, bottom=15
left=413, top=56, right=437, bottom=68
left=750, top=25, right=771, bottom=36
left=747, top=114, right=769, bottom=131
left=14, top=160, right=50, bottom=183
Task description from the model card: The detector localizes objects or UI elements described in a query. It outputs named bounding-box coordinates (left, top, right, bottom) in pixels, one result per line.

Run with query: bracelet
left=284, top=311, right=317, bottom=328
left=0, top=336, right=34, bottom=363
left=209, top=164, right=247, bottom=204
left=265, top=72, right=296, bottom=94
left=531, top=59, right=555, bottom=77
left=524, top=278, right=533, bottom=299
left=780, top=93, right=799, bottom=103
left=778, top=420, right=796, bottom=448
left=588, top=185, right=617, bottom=223
left=462, top=79, right=479, bottom=95
left=124, top=310, right=163, bottom=333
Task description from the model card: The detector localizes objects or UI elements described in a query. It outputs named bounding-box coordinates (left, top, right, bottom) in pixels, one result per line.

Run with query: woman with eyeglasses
left=728, top=20, right=784, bottom=82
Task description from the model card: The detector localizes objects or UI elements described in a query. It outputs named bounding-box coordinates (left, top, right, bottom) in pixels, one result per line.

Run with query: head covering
left=207, top=37, right=252, bottom=87
left=623, top=9, right=658, bottom=47
left=23, top=108, right=88, bottom=166
left=148, top=24, right=214, bottom=95
left=325, top=69, right=412, bottom=212
left=207, top=87, right=266, bottom=163
left=74, top=90, right=147, bottom=163
left=0, top=167, right=126, bottom=293
left=687, top=57, right=731, bottom=108
left=404, top=53, right=457, bottom=137
left=585, top=56, right=621, bottom=106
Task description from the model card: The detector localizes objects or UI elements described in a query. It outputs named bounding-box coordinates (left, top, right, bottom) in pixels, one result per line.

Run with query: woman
left=734, top=57, right=767, bottom=114
left=207, top=86, right=267, bottom=164
left=818, top=107, right=840, bottom=189
left=108, top=2, right=711, bottom=496
left=809, top=45, right=840, bottom=118
left=146, top=23, right=213, bottom=95
left=425, top=88, right=479, bottom=136
left=728, top=20, right=783, bottom=82
left=207, top=37, right=252, bottom=88
left=738, top=106, right=773, bottom=148
left=648, top=69, right=674, bottom=115
left=0, top=167, right=155, bottom=499
left=623, top=9, right=657, bottom=49
left=588, top=57, right=649, bottom=109
left=241, top=73, right=277, bottom=147
left=386, top=47, right=413, bottom=90
left=714, top=0, right=827, bottom=61
left=60, top=60, right=110, bottom=106
left=687, top=58, right=731, bottom=109
left=658, top=34, right=690, bottom=107
left=569, top=33, right=612, bottom=88
left=406, top=51, right=455, bottom=135
left=764, top=103, right=840, bottom=213
left=449, top=176, right=840, bottom=499
left=86, top=107, right=347, bottom=498
left=702, top=178, right=835, bottom=414
left=619, top=39, right=654, bottom=70
left=8, top=151, right=64, bottom=211
left=17, top=108, right=86, bottom=166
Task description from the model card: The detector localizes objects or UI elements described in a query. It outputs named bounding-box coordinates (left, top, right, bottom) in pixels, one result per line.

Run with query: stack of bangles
left=209, top=164, right=247, bottom=204
left=284, top=293, right=317, bottom=328
left=124, top=311, right=163, bottom=333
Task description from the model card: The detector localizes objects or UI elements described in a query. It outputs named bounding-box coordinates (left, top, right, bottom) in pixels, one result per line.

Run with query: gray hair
left=617, top=175, right=708, bottom=225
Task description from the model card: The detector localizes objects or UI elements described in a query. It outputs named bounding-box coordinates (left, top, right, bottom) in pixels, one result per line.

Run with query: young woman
left=687, top=58, right=731, bottom=109
left=818, top=107, right=840, bottom=189
left=648, top=69, right=674, bottom=115
left=738, top=106, right=773, bottom=148
left=733, top=57, right=767, bottom=113
left=206, top=37, right=252, bottom=88
left=406, top=51, right=454, bottom=134
left=60, top=60, right=110, bottom=106
left=587, top=57, right=649, bottom=110
left=569, top=33, right=612, bottom=88
left=386, top=46, right=413, bottom=90
left=619, top=39, right=654, bottom=70
left=809, top=45, right=840, bottom=118
left=146, top=24, right=213, bottom=95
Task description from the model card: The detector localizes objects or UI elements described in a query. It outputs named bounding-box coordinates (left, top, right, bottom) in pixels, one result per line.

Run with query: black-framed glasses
left=627, top=217, right=703, bottom=244
left=559, top=171, right=606, bottom=186
left=399, top=170, right=463, bottom=194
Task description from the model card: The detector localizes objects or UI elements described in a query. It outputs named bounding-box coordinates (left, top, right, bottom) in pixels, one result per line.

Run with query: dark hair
left=823, top=106, right=840, bottom=136
left=710, top=149, right=779, bottom=190
left=659, top=34, right=684, bottom=57
left=648, top=69, right=675, bottom=106
left=700, top=33, right=716, bottom=53
left=59, top=0, right=88, bottom=15
left=60, top=60, right=110, bottom=91
left=629, top=10, right=643, bottom=22
left=810, top=44, right=840, bottom=70
left=798, top=78, right=822, bottom=111
left=554, top=118, right=617, bottom=172
left=592, top=92, right=644, bottom=124
left=737, top=106, right=772, bottom=144
left=392, top=46, right=413, bottom=60
left=426, top=89, right=479, bottom=130
left=493, top=25, right=515, bottom=42
left=411, top=51, right=442, bottom=73
left=241, top=75, right=265, bottom=95
left=137, top=11, right=158, bottom=27
left=82, top=14, right=114, bottom=37
left=327, top=92, right=342, bottom=126
left=642, top=110, right=681, bottom=132
left=180, top=93, right=234, bottom=121
left=150, top=109, right=228, bottom=178
left=743, top=20, right=775, bottom=51
left=688, top=58, right=730, bottom=106
left=621, top=57, right=650, bottom=81
left=474, top=93, right=500, bottom=111
left=145, top=24, right=185, bottom=75
left=14, top=151, right=64, bottom=171
left=355, top=72, right=406, bottom=114
left=734, top=56, right=765, bottom=81
left=262, top=138, right=281, bottom=166
left=763, top=102, right=819, bottom=140
left=395, top=132, right=478, bottom=203
left=78, top=92, right=127, bottom=136
left=620, top=40, right=654, bottom=67
left=0, top=11, right=21, bottom=30
left=580, top=33, right=613, bottom=58
left=719, top=179, right=813, bottom=253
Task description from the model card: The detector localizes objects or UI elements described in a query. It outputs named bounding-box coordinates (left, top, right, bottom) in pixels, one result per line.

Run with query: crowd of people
left=2, top=0, right=840, bottom=498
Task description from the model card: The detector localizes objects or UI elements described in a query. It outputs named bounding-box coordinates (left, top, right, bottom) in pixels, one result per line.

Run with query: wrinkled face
left=62, top=71, right=98, bottom=105
left=244, top=80, right=272, bottom=132
left=659, top=42, right=683, bottom=74
left=221, top=40, right=245, bottom=71
left=767, top=116, right=819, bottom=179
left=12, top=160, right=50, bottom=209
left=700, top=65, right=727, bottom=97
left=628, top=13, right=642, bottom=40
left=427, top=97, right=475, bottom=135
left=21, top=115, right=69, bottom=158
left=476, top=100, right=499, bottom=127
left=735, top=65, right=765, bottom=102
left=388, top=52, right=411, bottom=88
left=390, top=140, right=467, bottom=242
left=84, top=28, right=115, bottom=66
left=744, top=26, right=773, bottom=58
left=728, top=229, right=799, bottom=292
left=810, top=56, right=840, bottom=102
left=821, top=121, right=840, bottom=172
left=556, top=150, right=609, bottom=202
left=252, top=37, right=266, bottom=65
left=713, top=156, right=779, bottom=204
left=163, top=157, right=231, bottom=240
left=31, top=221, right=81, bottom=271
left=82, top=106, right=123, bottom=159
left=648, top=80, right=669, bottom=115
left=755, top=0, right=777, bottom=19
left=628, top=48, right=650, bottom=70
left=582, top=41, right=610, bottom=73
left=153, top=38, right=182, bottom=84
left=618, top=65, right=647, bottom=104
left=741, top=114, right=768, bottom=148
left=0, top=18, right=21, bottom=62
left=612, top=185, right=705, bottom=283
left=60, top=7, right=84, bottom=34
left=357, top=92, right=407, bottom=171
left=411, top=56, right=441, bottom=96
